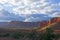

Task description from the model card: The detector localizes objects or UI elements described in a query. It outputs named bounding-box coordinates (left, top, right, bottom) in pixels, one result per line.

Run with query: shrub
left=11, top=32, right=24, bottom=39
left=0, top=33, right=10, bottom=37
left=11, top=32, right=20, bottom=39
left=27, top=29, right=38, bottom=40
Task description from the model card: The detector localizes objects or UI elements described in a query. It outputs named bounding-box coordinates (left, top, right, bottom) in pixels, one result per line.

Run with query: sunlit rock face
left=50, top=17, right=60, bottom=23
left=39, top=17, right=60, bottom=33
left=40, top=17, right=60, bottom=27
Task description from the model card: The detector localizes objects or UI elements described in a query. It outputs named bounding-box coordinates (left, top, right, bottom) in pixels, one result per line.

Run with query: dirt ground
left=0, top=37, right=29, bottom=40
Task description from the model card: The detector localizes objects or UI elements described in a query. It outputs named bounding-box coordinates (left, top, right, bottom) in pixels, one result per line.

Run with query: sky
left=0, top=0, right=60, bottom=22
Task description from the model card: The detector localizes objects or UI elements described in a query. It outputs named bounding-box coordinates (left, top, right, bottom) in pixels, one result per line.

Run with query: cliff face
left=50, top=17, right=60, bottom=23
left=40, top=17, right=60, bottom=27
left=39, top=17, right=60, bottom=33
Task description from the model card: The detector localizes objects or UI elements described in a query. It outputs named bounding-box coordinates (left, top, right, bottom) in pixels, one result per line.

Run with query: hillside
left=39, top=17, right=60, bottom=33
left=0, top=21, right=40, bottom=28
left=40, top=17, right=60, bottom=27
left=0, top=17, right=60, bottom=30
left=50, top=22, right=60, bottom=33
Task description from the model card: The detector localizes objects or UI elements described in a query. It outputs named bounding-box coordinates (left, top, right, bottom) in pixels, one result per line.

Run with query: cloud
left=12, top=0, right=51, bottom=15
left=0, top=6, right=4, bottom=16
left=23, top=14, right=50, bottom=22
left=0, top=0, right=60, bottom=16
left=24, top=17, right=40, bottom=22
left=49, top=12, right=60, bottom=17
left=0, top=0, right=60, bottom=22
left=12, top=0, right=60, bottom=17
left=0, top=0, right=7, bottom=4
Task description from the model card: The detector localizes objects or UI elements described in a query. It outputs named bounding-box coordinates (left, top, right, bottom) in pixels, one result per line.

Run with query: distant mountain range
left=0, top=21, right=40, bottom=28
left=0, top=17, right=60, bottom=29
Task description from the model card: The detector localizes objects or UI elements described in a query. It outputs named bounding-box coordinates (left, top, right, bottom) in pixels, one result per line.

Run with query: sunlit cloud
left=0, top=0, right=60, bottom=22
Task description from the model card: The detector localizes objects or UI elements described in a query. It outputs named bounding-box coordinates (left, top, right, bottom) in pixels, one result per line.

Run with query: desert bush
left=11, top=32, right=24, bottom=39
left=26, top=29, right=38, bottom=40
left=54, top=34, right=60, bottom=40
left=0, top=33, right=10, bottom=37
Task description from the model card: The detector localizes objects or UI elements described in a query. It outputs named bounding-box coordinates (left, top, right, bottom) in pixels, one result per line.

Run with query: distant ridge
left=0, top=21, right=40, bottom=28
left=0, top=17, right=60, bottom=29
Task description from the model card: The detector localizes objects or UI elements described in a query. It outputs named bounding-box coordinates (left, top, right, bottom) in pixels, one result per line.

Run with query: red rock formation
left=40, top=17, right=60, bottom=27
left=39, top=17, right=60, bottom=33
left=40, top=21, right=48, bottom=28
